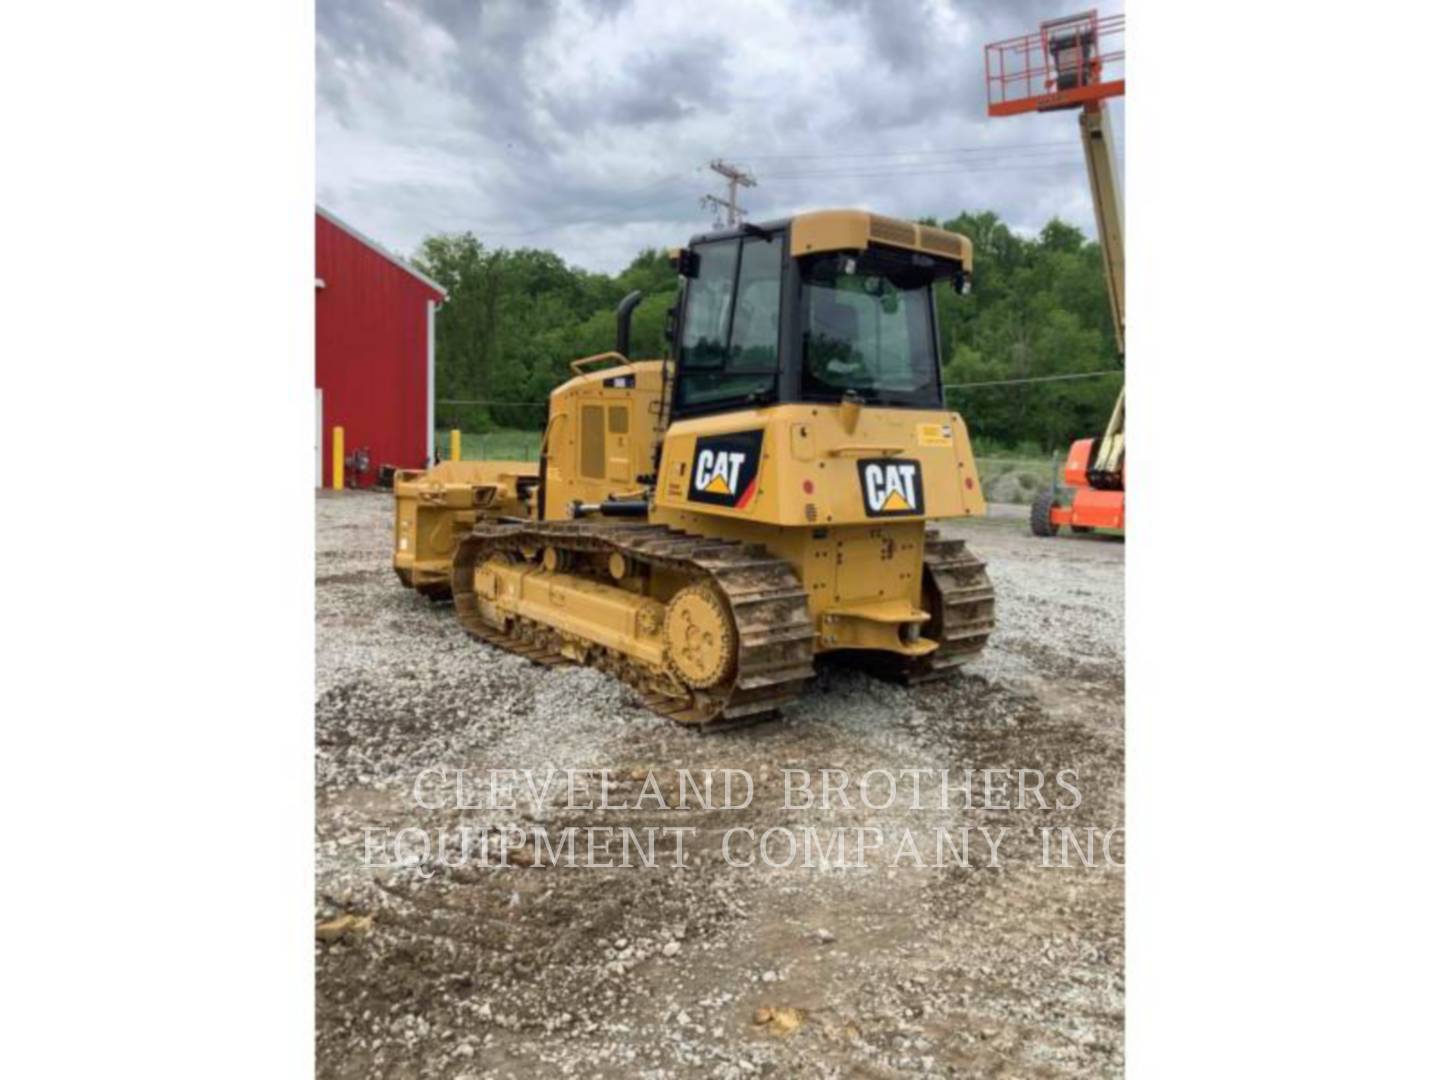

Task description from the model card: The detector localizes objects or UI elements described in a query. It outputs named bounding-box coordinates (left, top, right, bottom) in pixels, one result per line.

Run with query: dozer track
left=451, top=521, right=817, bottom=729
left=891, top=530, right=996, bottom=684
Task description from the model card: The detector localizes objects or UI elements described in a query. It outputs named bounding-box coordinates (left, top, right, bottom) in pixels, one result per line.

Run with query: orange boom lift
left=984, top=10, right=1126, bottom=537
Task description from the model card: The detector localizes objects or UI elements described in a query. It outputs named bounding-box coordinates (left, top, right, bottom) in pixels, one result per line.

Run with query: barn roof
left=316, top=205, right=448, bottom=299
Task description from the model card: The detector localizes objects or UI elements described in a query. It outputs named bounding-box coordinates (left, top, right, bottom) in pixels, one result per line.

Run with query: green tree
left=410, top=210, right=1118, bottom=452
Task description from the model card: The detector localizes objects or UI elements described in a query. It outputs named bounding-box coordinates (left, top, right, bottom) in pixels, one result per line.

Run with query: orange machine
left=985, top=11, right=1126, bottom=538
left=1030, top=429, right=1124, bottom=536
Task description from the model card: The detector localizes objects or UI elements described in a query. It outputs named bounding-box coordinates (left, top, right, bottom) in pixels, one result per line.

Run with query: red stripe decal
left=736, top=476, right=758, bottom=509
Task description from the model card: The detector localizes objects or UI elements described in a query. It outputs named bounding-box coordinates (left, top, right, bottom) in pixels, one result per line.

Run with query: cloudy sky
left=317, top=0, right=1124, bottom=274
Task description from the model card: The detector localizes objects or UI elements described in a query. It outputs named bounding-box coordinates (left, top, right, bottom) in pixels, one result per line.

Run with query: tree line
left=413, top=210, right=1121, bottom=452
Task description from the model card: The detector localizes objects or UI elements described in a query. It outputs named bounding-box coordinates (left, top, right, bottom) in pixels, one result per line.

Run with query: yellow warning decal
left=916, top=423, right=953, bottom=447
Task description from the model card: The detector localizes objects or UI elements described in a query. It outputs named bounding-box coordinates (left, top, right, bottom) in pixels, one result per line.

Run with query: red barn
left=315, top=206, right=446, bottom=487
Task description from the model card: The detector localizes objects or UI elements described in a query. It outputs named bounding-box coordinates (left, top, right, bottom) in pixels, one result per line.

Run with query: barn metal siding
left=315, top=210, right=443, bottom=485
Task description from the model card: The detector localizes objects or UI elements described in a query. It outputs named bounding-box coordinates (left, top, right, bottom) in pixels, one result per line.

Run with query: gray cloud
left=318, top=0, right=1124, bottom=273
left=603, top=40, right=733, bottom=125
left=823, top=0, right=944, bottom=73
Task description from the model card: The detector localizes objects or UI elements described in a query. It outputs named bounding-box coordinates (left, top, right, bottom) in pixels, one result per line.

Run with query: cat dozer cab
left=396, top=210, right=996, bottom=728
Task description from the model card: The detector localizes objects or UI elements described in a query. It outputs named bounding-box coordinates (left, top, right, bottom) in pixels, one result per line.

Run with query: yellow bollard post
left=332, top=426, right=344, bottom=491
left=450, top=429, right=461, bottom=462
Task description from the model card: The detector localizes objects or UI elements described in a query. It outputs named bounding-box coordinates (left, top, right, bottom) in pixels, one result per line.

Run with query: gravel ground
left=316, top=491, right=1124, bottom=1078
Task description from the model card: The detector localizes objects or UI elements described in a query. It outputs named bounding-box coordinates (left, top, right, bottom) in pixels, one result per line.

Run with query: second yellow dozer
left=396, top=210, right=996, bottom=728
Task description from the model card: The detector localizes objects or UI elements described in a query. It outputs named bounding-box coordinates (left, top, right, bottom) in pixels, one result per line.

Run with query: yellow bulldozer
left=393, top=209, right=996, bottom=728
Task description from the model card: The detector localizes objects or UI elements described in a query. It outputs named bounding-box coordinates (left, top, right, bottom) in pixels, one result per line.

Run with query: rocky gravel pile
left=315, top=491, right=1125, bottom=1078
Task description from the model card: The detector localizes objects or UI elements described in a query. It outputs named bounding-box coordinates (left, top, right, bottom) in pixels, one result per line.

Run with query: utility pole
left=700, top=159, right=756, bottom=227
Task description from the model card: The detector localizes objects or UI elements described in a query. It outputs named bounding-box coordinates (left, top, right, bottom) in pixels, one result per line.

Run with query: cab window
left=798, top=250, right=943, bottom=409
left=675, top=235, right=782, bottom=414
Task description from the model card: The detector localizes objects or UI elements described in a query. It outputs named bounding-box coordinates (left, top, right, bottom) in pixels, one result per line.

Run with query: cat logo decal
left=688, top=430, right=764, bottom=509
left=858, top=459, right=925, bottom=517
left=697, top=451, right=742, bottom=495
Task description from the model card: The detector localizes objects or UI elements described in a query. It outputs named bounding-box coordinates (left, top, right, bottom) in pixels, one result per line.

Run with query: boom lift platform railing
left=985, top=10, right=1127, bottom=537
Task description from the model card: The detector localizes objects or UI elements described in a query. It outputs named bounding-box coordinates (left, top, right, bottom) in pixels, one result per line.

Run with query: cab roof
left=686, top=209, right=972, bottom=271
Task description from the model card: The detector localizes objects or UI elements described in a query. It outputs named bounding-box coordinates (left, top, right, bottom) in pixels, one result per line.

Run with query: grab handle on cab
left=827, top=444, right=905, bottom=458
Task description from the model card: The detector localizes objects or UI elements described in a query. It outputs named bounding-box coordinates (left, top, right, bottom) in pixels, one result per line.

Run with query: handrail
left=539, top=412, right=563, bottom=460
left=827, top=444, right=905, bottom=458
left=569, top=351, right=629, bottom=376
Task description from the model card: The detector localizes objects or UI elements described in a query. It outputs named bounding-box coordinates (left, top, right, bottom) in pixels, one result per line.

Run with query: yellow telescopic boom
left=1080, top=101, right=1124, bottom=359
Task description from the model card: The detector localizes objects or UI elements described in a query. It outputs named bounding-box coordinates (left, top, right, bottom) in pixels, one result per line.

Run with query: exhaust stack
left=615, top=290, right=643, bottom=358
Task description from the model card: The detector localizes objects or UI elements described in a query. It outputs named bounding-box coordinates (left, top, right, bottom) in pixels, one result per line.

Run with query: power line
left=767, top=152, right=1085, bottom=170
left=440, top=371, right=1122, bottom=409
left=946, top=370, right=1121, bottom=391
left=764, top=160, right=1087, bottom=182
left=436, top=398, right=549, bottom=407
left=732, top=139, right=1077, bottom=161
left=757, top=147, right=1095, bottom=181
